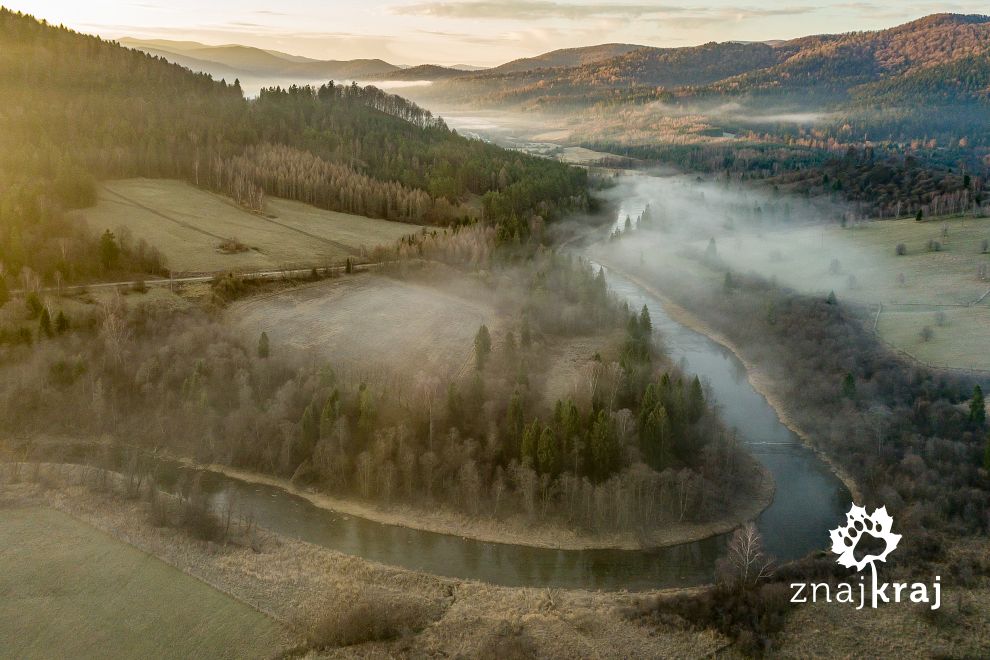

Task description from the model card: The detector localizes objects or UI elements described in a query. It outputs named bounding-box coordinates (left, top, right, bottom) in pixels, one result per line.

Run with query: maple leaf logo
left=829, top=504, right=901, bottom=572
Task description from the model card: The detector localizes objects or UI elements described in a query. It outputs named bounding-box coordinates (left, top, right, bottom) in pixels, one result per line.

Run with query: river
left=140, top=254, right=850, bottom=591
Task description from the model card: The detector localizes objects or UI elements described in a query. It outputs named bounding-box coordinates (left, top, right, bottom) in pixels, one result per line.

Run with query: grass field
left=0, top=506, right=285, bottom=659
left=74, top=178, right=422, bottom=273
left=228, top=274, right=496, bottom=379
left=707, top=214, right=990, bottom=371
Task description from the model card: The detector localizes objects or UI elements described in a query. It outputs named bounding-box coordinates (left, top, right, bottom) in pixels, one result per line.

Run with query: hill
left=368, top=64, right=470, bottom=81
left=421, top=14, right=990, bottom=116
left=0, top=9, right=588, bottom=286
left=488, top=43, right=645, bottom=74
left=119, top=37, right=400, bottom=80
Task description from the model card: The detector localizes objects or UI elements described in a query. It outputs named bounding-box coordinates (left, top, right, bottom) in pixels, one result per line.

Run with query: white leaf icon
left=829, top=504, right=901, bottom=572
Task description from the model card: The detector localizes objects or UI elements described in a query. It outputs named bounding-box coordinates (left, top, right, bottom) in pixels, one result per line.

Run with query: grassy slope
left=0, top=506, right=286, bottom=659
left=76, top=179, right=422, bottom=273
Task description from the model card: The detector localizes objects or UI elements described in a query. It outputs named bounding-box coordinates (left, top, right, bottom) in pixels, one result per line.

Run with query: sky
left=6, top=1, right=988, bottom=66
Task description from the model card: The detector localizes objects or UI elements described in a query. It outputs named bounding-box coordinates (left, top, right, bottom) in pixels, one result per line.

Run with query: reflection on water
left=597, top=266, right=850, bottom=562
left=47, top=255, right=849, bottom=590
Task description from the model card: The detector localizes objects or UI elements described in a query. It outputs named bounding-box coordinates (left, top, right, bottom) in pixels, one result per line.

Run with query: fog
left=586, top=171, right=908, bottom=307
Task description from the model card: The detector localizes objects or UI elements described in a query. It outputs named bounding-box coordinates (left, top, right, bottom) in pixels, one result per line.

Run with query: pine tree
left=589, top=409, right=617, bottom=481
left=300, top=401, right=320, bottom=449
left=842, top=373, right=856, bottom=399
left=984, top=434, right=990, bottom=472
left=504, top=389, right=525, bottom=449
left=826, top=290, right=838, bottom=305
left=99, top=229, right=120, bottom=270
left=639, top=304, right=652, bottom=335
left=39, top=308, right=53, bottom=338
left=257, top=331, right=270, bottom=358
left=688, top=376, right=705, bottom=423
left=537, top=426, right=559, bottom=476
left=55, top=311, right=69, bottom=333
left=970, top=385, right=986, bottom=425
left=474, top=324, right=492, bottom=370
left=520, top=420, right=540, bottom=467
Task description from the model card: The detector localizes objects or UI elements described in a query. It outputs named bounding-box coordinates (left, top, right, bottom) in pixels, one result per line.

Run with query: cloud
left=392, top=1, right=681, bottom=20
left=392, top=1, right=818, bottom=24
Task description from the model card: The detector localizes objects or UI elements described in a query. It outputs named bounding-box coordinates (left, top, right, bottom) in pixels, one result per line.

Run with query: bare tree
left=717, top=523, right=774, bottom=590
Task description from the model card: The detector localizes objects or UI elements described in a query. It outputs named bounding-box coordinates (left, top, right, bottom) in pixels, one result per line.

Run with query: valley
left=1, top=5, right=989, bottom=658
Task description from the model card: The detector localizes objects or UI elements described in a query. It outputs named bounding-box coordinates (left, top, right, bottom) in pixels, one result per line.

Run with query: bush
left=302, top=587, right=436, bottom=649
left=896, top=243, right=907, bottom=256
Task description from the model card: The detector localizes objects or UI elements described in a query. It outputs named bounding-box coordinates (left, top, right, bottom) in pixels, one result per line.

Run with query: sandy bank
left=595, top=260, right=863, bottom=503
left=173, top=456, right=774, bottom=552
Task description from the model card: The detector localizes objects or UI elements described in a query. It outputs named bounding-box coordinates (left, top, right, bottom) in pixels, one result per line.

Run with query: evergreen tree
left=39, top=308, right=53, bottom=338
left=984, top=433, right=990, bottom=472
left=520, top=317, right=531, bottom=348
left=54, top=310, right=69, bottom=334
left=345, top=257, right=353, bottom=274
left=842, top=373, right=857, bottom=399
left=319, top=390, right=339, bottom=438
left=589, top=409, right=617, bottom=481
left=826, top=290, right=838, bottom=305
left=639, top=304, right=652, bottom=336
left=25, top=292, right=42, bottom=319
left=970, top=385, right=986, bottom=425
left=474, top=324, right=492, bottom=370
left=688, top=376, right=705, bottom=423
left=257, top=331, right=270, bottom=358
left=537, top=426, right=559, bottom=476
left=504, top=389, right=525, bottom=449
left=520, top=420, right=540, bottom=467
left=99, top=229, right=120, bottom=270
left=705, top=237, right=717, bottom=260
left=0, top=275, right=8, bottom=308
left=300, top=401, right=320, bottom=449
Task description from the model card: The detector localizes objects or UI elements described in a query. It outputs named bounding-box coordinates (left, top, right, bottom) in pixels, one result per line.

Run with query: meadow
left=707, top=213, right=990, bottom=371
left=74, top=179, right=422, bottom=274
left=0, top=506, right=287, bottom=659
left=227, top=272, right=497, bottom=380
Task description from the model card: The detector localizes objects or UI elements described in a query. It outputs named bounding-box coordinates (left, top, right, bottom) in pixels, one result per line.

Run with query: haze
left=9, top=0, right=990, bottom=66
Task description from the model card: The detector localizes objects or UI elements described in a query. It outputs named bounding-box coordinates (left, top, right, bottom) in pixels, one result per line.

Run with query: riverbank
left=173, top=455, right=774, bottom=552
left=0, top=469, right=724, bottom=657
left=593, top=258, right=863, bottom=503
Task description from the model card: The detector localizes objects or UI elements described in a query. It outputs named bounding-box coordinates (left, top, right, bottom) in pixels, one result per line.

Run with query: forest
left=0, top=225, right=760, bottom=536
left=624, top=246, right=990, bottom=540
left=0, top=9, right=588, bottom=287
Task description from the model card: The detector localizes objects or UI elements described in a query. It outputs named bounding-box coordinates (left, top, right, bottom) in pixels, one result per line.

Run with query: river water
left=139, top=259, right=849, bottom=591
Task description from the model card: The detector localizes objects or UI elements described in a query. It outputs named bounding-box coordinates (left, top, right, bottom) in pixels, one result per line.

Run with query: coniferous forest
left=0, top=9, right=587, bottom=285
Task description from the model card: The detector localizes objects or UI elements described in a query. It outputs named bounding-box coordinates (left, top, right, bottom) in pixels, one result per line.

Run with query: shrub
left=896, top=243, right=907, bottom=256
left=302, top=587, right=436, bottom=649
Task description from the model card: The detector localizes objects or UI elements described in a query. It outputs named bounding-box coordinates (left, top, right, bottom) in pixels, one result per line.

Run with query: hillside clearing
left=74, top=179, right=421, bottom=273
left=0, top=506, right=287, bottom=659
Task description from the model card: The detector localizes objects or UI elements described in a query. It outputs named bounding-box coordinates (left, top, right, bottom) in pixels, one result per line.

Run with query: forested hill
left=0, top=9, right=588, bottom=284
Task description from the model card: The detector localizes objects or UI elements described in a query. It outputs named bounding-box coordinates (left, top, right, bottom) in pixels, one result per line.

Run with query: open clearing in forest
left=0, top=506, right=285, bottom=660
left=74, top=178, right=421, bottom=273
left=706, top=214, right=990, bottom=371
left=228, top=274, right=496, bottom=379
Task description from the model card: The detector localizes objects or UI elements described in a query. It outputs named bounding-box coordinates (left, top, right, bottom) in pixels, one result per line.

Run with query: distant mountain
left=696, top=13, right=990, bottom=103
left=367, top=64, right=471, bottom=81
left=415, top=13, right=990, bottom=118
left=488, top=43, right=645, bottom=74
left=120, top=38, right=399, bottom=81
